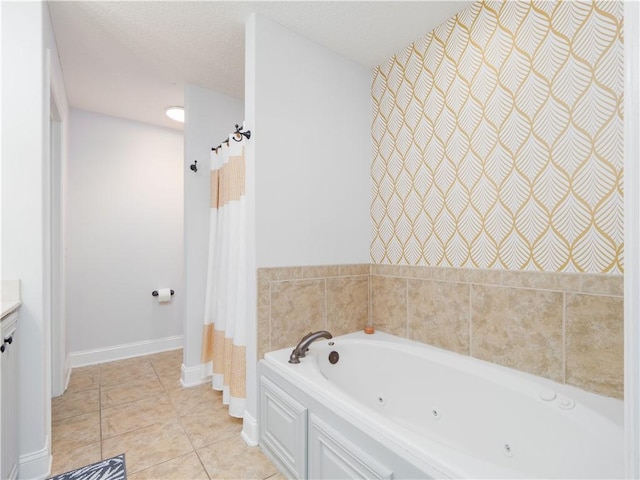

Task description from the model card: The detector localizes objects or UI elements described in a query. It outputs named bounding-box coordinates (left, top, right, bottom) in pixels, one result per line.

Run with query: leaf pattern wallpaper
left=371, top=0, right=623, bottom=274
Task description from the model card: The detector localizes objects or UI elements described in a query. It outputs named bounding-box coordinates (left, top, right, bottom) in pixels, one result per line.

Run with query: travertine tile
left=158, top=375, right=183, bottom=392
left=52, top=411, right=100, bottom=453
left=147, top=348, right=182, bottom=367
left=339, top=264, right=370, bottom=276
left=153, top=361, right=183, bottom=391
left=369, top=264, right=384, bottom=276
left=180, top=410, right=243, bottom=449
left=257, top=267, right=271, bottom=282
left=256, top=263, right=622, bottom=407
left=268, top=267, right=303, bottom=281
left=327, top=276, right=368, bottom=336
left=465, top=268, right=502, bottom=286
left=399, top=265, right=418, bottom=277
left=302, top=265, right=340, bottom=278
left=270, top=279, right=325, bottom=350
left=167, top=383, right=225, bottom=417
left=265, top=473, right=287, bottom=480
left=580, top=274, right=624, bottom=296
left=258, top=306, right=271, bottom=359
left=431, top=267, right=474, bottom=283
left=370, top=264, right=405, bottom=277
left=501, top=270, right=581, bottom=292
left=197, top=435, right=278, bottom=480
left=566, top=293, right=624, bottom=398
left=128, top=452, right=209, bottom=480
left=100, top=359, right=158, bottom=387
left=66, top=365, right=100, bottom=393
left=101, top=393, right=178, bottom=439
left=101, top=378, right=164, bottom=409
left=371, top=275, right=407, bottom=336
left=50, top=442, right=101, bottom=478
left=52, top=387, right=100, bottom=422
left=102, top=419, right=193, bottom=475
left=151, top=358, right=182, bottom=374
left=257, top=268, right=271, bottom=307
left=377, top=264, right=413, bottom=277
left=408, top=280, right=470, bottom=354
left=471, top=285, right=563, bottom=381
left=150, top=352, right=181, bottom=369
left=403, top=265, right=433, bottom=279
left=99, top=355, right=151, bottom=371
left=48, top=348, right=280, bottom=480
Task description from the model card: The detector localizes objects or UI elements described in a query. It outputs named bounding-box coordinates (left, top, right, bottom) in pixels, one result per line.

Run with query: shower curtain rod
left=211, top=124, right=251, bottom=153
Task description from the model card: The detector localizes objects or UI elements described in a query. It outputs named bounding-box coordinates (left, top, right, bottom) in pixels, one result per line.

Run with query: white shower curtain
left=202, top=129, right=247, bottom=418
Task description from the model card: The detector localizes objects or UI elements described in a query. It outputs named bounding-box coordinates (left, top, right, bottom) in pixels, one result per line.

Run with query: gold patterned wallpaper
left=371, top=0, right=624, bottom=274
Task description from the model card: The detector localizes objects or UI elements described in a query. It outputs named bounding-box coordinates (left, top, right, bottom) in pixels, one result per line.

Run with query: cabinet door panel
left=260, top=376, right=307, bottom=479
left=309, top=414, right=393, bottom=480
left=1, top=312, right=19, bottom=480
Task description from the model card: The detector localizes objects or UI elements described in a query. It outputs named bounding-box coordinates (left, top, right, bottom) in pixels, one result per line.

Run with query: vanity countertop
left=1, top=280, right=21, bottom=320
left=1, top=301, right=21, bottom=319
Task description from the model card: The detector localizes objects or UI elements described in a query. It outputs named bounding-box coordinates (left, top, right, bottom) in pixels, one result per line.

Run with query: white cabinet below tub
left=1, top=308, right=19, bottom=480
left=309, top=414, right=393, bottom=480
left=260, top=376, right=308, bottom=479
left=259, top=365, right=415, bottom=480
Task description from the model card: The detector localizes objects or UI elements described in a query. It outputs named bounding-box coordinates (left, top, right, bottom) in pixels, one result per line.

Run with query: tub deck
left=260, top=331, right=624, bottom=479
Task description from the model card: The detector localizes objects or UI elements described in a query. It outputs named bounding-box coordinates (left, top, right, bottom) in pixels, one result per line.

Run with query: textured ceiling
left=48, top=1, right=473, bottom=130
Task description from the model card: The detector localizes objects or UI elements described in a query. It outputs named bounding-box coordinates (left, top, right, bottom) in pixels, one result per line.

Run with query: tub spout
left=288, top=331, right=333, bottom=364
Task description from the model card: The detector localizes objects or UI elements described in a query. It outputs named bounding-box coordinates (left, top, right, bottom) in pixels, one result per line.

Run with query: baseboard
left=70, top=335, right=183, bottom=367
left=64, top=354, right=72, bottom=391
left=242, top=411, right=259, bottom=446
left=18, top=434, right=51, bottom=480
left=180, top=361, right=212, bottom=388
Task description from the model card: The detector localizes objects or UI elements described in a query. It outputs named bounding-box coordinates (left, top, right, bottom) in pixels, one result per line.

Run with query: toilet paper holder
left=152, top=290, right=175, bottom=297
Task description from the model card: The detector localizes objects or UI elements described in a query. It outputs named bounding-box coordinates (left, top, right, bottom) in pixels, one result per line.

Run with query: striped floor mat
left=48, top=454, right=126, bottom=480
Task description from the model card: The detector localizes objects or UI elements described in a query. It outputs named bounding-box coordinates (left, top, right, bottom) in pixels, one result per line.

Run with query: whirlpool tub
left=258, top=331, right=623, bottom=479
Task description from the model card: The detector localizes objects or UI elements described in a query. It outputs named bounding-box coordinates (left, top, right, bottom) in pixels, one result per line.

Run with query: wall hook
left=190, top=160, right=198, bottom=173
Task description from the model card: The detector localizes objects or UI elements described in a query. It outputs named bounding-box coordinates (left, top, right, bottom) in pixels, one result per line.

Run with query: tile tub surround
left=370, top=265, right=623, bottom=398
left=257, top=265, right=369, bottom=359
left=258, top=264, right=622, bottom=398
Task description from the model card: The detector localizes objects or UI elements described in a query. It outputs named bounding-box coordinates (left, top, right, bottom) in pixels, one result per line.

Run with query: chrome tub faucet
left=288, top=331, right=333, bottom=364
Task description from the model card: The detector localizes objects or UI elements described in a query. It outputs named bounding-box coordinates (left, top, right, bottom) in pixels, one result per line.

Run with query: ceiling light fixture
left=165, top=106, right=185, bottom=123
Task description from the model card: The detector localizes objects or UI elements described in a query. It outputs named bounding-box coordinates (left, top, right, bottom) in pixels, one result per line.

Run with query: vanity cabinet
left=1, top=309, right=19, bottom=480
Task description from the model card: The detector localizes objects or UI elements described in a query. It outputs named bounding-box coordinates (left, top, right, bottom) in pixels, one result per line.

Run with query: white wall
left=249, top=15, right=372, bottom=269
left=66, top=110, right=184, bottom=361
left=243, top=13, right=372, bottom=443
left=1, top=1, right=55, bottom=476
left=182, top=84, right=243, bottom=371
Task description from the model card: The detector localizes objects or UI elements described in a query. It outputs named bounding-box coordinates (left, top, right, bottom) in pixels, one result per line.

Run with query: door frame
left=624, top=1, right=639, bottom=477
left=49, top=55, right=68, bottom=398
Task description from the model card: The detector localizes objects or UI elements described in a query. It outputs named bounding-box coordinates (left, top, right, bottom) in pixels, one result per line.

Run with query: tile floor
left=51, top=349, right=282, bottom=479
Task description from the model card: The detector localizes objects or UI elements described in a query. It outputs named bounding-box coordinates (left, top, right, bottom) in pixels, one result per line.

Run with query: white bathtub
left=259, top=331, right=624, bottom=479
